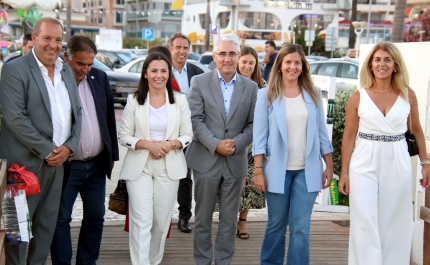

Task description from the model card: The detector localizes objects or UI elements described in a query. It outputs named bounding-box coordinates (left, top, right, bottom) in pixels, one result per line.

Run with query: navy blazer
left=84, top=67, right=120, bottom=178
left=186, top=62, right=204, bottom=85
left=252, top=87, right=333, bottom=193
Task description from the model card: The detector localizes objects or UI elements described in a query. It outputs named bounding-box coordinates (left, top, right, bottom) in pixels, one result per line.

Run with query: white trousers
left=349, top=139, right=413, bottom=265
left=126, top=157, right=179, bottom=265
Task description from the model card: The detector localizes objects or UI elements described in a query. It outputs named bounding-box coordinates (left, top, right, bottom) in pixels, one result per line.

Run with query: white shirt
left=32, top=49, right=72, bottom=147
left=172, top=64, right=189, bottom=94
left=149, top=103, right=167, bottom=141
left=284, top=94, right=308, bottom=170
left=217, top=69, right=237, bottom=118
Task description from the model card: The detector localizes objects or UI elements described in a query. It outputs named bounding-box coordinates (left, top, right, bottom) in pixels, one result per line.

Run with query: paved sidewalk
left=70, top=125, right=349, bottom=225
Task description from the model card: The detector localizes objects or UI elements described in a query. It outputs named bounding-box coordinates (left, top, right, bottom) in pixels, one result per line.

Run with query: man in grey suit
left=0, top=17, right=82, bottom=265
left=186, top=34, right=258, bottom=265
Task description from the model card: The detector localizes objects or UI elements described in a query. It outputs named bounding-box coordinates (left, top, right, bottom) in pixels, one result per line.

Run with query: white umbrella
left=1, top=0, right=61, bottom=10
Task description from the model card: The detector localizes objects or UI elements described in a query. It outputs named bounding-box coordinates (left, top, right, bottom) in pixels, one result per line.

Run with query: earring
left=394, top=69, right=397, bottom=73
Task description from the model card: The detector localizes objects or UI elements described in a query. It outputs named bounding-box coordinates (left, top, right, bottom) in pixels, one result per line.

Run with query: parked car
left=309, top=58, right=359, bottom=92
left=188, top=52, right=201, bottom=61
left=97, top=49, right=138, bottom=69
left=115, top=57, right=210, bottom=77
left=91, top=58, right=140, bottom=106
left=306, top=55, right=328, bottom=62
left=198, top=52, right=213, bottom=67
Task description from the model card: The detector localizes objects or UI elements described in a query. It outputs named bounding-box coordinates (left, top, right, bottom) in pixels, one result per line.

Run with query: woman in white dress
left=339, top=41, right=430, bottom=265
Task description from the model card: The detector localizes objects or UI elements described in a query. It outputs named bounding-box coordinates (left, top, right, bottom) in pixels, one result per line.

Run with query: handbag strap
left=407, top=88, right=413, bottom=134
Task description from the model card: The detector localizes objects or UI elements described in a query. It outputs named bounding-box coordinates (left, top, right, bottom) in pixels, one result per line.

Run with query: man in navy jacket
left=50, top=35, right=119, bottom=265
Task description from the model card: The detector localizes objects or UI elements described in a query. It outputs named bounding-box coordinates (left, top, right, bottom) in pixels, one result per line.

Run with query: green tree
left=293, top=27, right=330, bottom=57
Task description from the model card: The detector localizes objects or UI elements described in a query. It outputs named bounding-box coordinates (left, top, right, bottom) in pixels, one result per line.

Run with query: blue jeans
left=261, top=170, right=318, bottom=265
left=50, top=157, right=106, bottom=265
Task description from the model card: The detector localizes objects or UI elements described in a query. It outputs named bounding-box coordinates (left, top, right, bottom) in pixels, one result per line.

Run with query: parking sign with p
left=210, top=24, right=219, bottom=35
left=142, top=28, right=154, bottom=41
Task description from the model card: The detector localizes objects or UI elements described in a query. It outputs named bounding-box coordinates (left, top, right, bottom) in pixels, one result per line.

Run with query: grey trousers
left=193, top=157, right=244, bottom=265
left=5, top=162, right=64, bottom=265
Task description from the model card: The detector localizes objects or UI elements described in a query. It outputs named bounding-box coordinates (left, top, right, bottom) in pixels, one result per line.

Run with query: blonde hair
left=267, top=44, right=319, bottom=106
left=360, top=41, right=409, bottom=102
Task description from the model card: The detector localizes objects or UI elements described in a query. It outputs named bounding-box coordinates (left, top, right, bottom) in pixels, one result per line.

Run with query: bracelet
left=254, top=166, right=263, bottom=169
left=167, top=140, right=178, bottom=152
left=254, top=172, right=263, bottom=175
left=420, top=160, right=430, bottom=166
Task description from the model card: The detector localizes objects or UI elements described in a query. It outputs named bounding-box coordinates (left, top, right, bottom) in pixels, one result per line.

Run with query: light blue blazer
left=252, top=87, right=333, bottom=193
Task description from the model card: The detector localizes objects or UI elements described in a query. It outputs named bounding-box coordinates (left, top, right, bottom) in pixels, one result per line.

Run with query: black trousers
left=177, top=168, right=193, bottom=220
left=178, top=146, right=193, bottom=220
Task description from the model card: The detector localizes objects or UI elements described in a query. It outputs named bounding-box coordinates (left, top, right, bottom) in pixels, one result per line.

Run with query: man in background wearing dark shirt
left=262, top=40, right=278, bottom=82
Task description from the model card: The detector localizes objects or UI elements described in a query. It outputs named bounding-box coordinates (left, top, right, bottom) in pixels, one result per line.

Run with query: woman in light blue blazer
left=252, top=44, right=333, bottom=265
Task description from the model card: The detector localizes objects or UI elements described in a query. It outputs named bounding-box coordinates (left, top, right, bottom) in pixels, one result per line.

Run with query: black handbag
left=108, top=180, right=128, bottom=215
left=406, top=112, right=418, bottom=156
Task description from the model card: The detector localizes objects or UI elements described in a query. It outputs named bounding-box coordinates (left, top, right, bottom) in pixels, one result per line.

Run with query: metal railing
left=421, top=188, right=430, bottom=264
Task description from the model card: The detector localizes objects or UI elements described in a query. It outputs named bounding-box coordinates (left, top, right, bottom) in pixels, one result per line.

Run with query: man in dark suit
left=0, top=17, right=82, bottom=265
left=50, top=35, right=119, bottom=265
left=169, top=32, right=204, bottom=233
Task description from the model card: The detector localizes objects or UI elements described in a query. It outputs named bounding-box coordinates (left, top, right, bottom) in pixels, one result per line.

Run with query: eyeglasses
left=215, top=52, right=239, bottom=58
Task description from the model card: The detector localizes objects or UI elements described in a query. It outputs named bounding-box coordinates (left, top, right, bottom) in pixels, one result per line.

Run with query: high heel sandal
left=236, top=218, right=249, bottom=239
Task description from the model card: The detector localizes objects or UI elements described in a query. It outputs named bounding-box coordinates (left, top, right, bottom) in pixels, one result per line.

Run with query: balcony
left=127, top=31, right=142, bottom=38
left=320, top=0, right=351, bottom=10
left=127, top=12, right=149, bottom=20
left=161, top=9, right=182, bottom=19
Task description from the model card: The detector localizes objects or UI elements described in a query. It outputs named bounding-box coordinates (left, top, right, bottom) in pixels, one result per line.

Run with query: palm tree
left=348, top=0, right=357, bottom=49
left=391, top=0, right=407, bottom=42
left=205, top=0, right=211, bottom=51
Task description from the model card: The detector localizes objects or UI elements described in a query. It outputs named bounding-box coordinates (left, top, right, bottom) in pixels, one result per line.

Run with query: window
left=164, top=3, right=170, bottom=9
left=199, top=14, right=210, bottom=29
left=129, top=61, right=144, bottom=73
left=310, top=63, right=319, bottom=74
left=340, top=63, right=358, bottom=79
left=91, top=1, right=93, bottom=7
left=316, top=63, right=338, bottom=77
left=116, top=0, right=124, bottom=4
left=98, top=17, right=103, bottom=24
left=239, top=11, right=281, bottom=30
left=115, top=11, right=123, bottom=23
left=216, top=12, right=230, bottom=29
left=103, top=51, right=119, bottom=63
left=153, top=2, right=156, bottom=9
left=147, top=3, right=149, bottom=10
left=83, top=2, right=86, bottom=8
left=98, top=0, right=103, bottom=6
left=129, top=61, right=139, bottom=73
left=142, top=3, right=145, bottom=10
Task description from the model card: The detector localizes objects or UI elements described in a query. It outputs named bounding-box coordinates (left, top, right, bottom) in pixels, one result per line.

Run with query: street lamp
left=352, top=21, right=368, bottom=60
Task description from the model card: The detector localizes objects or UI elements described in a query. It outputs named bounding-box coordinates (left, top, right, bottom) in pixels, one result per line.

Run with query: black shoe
left=177, top=218, right=192, bottom=233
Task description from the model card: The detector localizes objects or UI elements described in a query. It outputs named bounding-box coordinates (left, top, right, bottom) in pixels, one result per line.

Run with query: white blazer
left=118, top=92, right=193, bottom=181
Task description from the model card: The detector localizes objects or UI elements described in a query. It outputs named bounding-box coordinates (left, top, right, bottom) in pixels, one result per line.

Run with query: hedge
left=332, top=88, right=356, bottom=206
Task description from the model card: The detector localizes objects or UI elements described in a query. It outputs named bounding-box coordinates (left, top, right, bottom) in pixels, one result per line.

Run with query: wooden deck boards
left=43, top=220, right=349, bottom=265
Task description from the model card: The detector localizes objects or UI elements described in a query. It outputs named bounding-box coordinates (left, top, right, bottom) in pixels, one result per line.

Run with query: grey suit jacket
left=186, top=69, right=258, bottom=178
left=0, top=53, right=82, bottom=173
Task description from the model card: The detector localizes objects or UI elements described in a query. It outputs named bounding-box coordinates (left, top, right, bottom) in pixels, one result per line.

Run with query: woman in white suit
left=118, top=52, right=193, bottom=265
left=253, top=44, right=333, bottom=265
